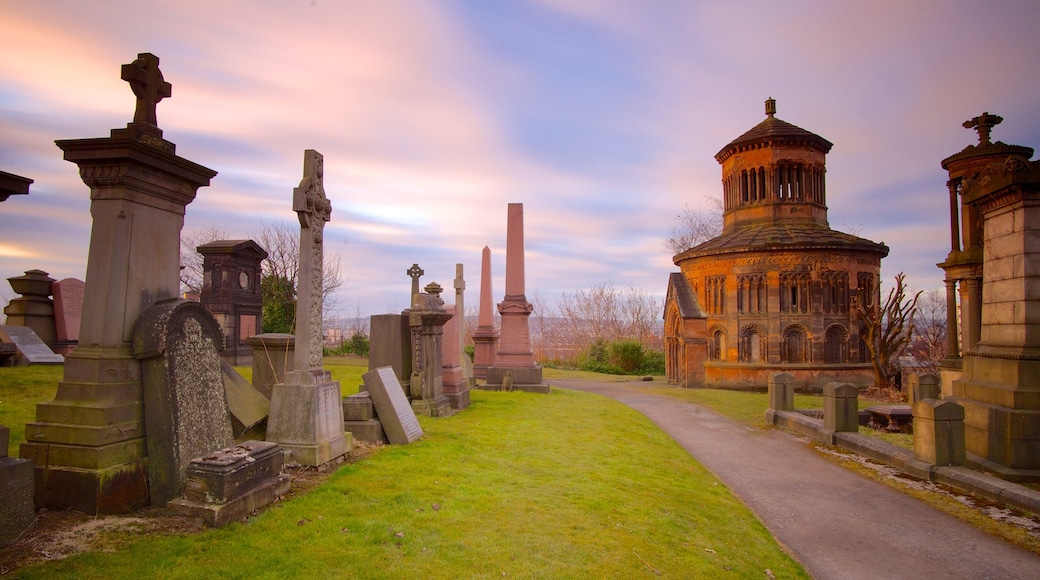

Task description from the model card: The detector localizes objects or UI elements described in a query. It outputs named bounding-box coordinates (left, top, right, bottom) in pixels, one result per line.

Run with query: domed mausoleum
left=665, top=99, right=889, bottom=390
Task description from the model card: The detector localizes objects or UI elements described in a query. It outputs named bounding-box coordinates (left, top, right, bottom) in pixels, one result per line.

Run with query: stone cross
left=121, top=53, right=171, bottom=127
left=407, top=263, right=424, bottom=300
left=292, top=149, right=332, bottom=371
left=454, top=263, right=469, bottom=377
left=963, top=112, right=1003, bottom=146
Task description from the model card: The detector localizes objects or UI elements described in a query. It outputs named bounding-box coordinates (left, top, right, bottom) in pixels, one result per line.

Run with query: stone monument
left=472, top=246, right=499, bottom=380
left=51, top=277, right=85, bottom=355
left=20, top=53, right=217, bottom=513
left=945, top=113, right=1040, bottom=480
left=486, top=203, right=548, bottom=392
left=197, top=239, right=268, bottom=366
left=266, top=150, right=350, bottom=466
left=453, top=263, right=476, bottom=388
left=408, top=282, right=453, bottom=416
left=4, top=269, right=57, bottom=347
left=441, top=302, right=470, bottom=410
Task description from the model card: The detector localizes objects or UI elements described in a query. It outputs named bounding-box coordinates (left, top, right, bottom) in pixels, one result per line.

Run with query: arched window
left=782, top=325, right=810, bottom=364
left=741, top=170, right=749, bottom=203
left=824, top=325, right=849, bottom=363
left=709, top=327, right=727, bottom=361
left=739, top=325, right=766, bottom=363
left=858, top=327, right=870, bottom=364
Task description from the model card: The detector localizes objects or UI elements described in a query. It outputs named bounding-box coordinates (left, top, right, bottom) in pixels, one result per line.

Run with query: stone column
left=944, top=278, right=960, bottom=360
left=21, top=53, right=217, bottom=514
left=472, top=246, right=499, bottom=380
left=487, top=203, right=548, bottom=393
left=266, top=150, right=349, bottom=467
left=960, top=277, right=982, bottom=354
left=454, top=263, right=474, bottom=386
left=408, top=283, right=452, bottom=417
left=441, top=302, right=470, bottom=410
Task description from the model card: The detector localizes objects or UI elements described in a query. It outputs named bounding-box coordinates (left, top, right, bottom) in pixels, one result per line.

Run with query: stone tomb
left=133, top=299, right=234, bottom=506
left=0, top=425, right=34, bottom=548
left=197, top=240, right=267, bottom=366
left=168, top=440, right=289, bottom=527
left=4, top=269, right=57, bottom=348
left=0, top=325, right=64, bottom=365
left=368, top=313, right=411, bottom=385
left=52, top=277, right=85, bottom=355
left=408, top=284, right=452, bottom=417
left=363, top=367, right=423, bottom=445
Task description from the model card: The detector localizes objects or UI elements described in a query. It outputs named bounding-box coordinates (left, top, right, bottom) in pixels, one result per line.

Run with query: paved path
left=558, top=380, right=1040, bottom=580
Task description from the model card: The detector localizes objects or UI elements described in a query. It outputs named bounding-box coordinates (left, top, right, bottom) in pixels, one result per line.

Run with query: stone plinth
left=407, top=288, right=453, bottom=417
left=4, top=269, right=57, bottom=347
left=22, top=60, right=217, bottom=512
left=913, top=399, right=966, bottom=466
left=768, top=372, right=795, bottom=411
left=0, top=425, right=35, bottom=548
left=369, top=313, right=411, bottom=385
left=167, top=440, right=289, bottom=527
left=823, top=382, right=859, bottom=433
left=472, top=246, right=499, bottom=380
left=267, top=369, right=351, bottom=466
left=907, top=373, right=940, bottom=406
left=246, top=333, right=295, bottom=400
left=441, top=303, right=470, bottom=410
left=342, top=392, right=387, bottom=444
left=133, top=299, right=234, bottom=506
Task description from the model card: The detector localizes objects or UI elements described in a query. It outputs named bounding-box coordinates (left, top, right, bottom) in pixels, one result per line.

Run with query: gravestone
left=472, top=246, right=499, bottom=380
left=21, top=52, right=217, bottom=514
left=0, top=325, right=64, bottom=364
left=0, top=425, right=34, bottom=548
left=442, top=302, right=470, bottom=410
left=368, top=313, right=411, bottom=385
left=487, top=204, right=548, bottom=392
left=408, top=283, right=452, bottom=417
left=168, top=440, right=290, bottom=527
left=453, top=263, right=475, bottom=388
left=823, top=382, right=859, bottom=433
left=221, top=360, right=270, bottom=439
left=266, top=150, right=350, bottom=466
left=363, top=366, right=423, bottom=444
left=913, top=399, right=966, bottom=466
left=52, top=277, right=84, bottom=355
left=133, top=299, right=234, bottom=506
left=4, top=269, right=57, bottom=347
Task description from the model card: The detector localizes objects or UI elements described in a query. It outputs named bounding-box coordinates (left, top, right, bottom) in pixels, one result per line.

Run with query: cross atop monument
left=121, top=53, right=171, bottom=128
left=407, top=263, right=424, bottom=299
left=963, top=111, right=1003, bottom=146
left=293, top=150, right=331, bottom=231
left=292, top=149, right=332, bottom=371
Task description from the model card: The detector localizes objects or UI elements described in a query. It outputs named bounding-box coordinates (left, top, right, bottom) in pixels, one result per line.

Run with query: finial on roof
left=963, top=112, right=1002, bottom=146
left=765, top=97, right=776, bottom=118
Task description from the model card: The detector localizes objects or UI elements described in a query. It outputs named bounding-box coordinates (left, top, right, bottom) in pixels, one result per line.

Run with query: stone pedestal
left=823, top=382, right=859, bottom=433
left=247, top=333, right=295, bottom=400
left=0, top=425, right=35, bottom=548
left=472, top=246, right=499, bottom=380
left=767, top=372, right=795, bottom=411
left=268, top=369, right=351, bottom=466
left=913, top=399, right=966, bottom=466
left=167, top=440, right=289, bottom=527
left=342, top=392, right=387, bottom=443
left=907, top=373, right=940, bottom=406
left=407, top=287, right=453, bottom=417
left=21, top=59, right=217, bottom=513
left=4, top=269, right=57, bottom=347
left=441, top=303, right=470, bottom=410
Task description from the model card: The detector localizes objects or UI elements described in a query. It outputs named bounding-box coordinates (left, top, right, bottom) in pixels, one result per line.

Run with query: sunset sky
left=2, top=0, right=1039, bottom=317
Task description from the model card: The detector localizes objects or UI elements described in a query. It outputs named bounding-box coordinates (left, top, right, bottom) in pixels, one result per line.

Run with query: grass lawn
left=1, top=363, right=806, bottom=578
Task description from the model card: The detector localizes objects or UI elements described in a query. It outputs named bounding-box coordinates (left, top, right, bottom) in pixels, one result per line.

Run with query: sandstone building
left=665, top=99, right=888, bottom=390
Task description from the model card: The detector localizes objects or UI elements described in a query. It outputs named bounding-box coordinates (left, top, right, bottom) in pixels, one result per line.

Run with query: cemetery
left=2, top=45, right=1040, bottom=578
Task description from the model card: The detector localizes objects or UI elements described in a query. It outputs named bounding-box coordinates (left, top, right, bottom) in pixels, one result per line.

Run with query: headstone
left=913, top=399, right=966, bottom=466
left=368, top=313, right=411, bottom=385
left=21, top=52, right=216, bottom=514
left=133, top=298, right=234, bottom=506
left=4, top=269, right=57, bottom=347
left=907, top=373, right=941, bottom=406
left=197, top=240, right=268, bottom=366
left=0, top=325, right=63, bottom=364
left=487, top=203, right=548, bottom=392
left=246, top=333, right=295, bottom=399
left=442, top=302, right=470, bottom=410
left=221, top=360, right=270, bottom=439
left=768, top=372, right=795, bottom=411
left=0, top=425, right=35, bottom=548
left=408, top=283, right=453, bottom=417
left=266, top=150, right=350, bottom=467
left=363, top=367, right=423, bottom=444
left=167, top=440, right=290, bottom=527
left=51, top=277, right=84, bottom=355
left=823, top=382, right=859, bottom=433
left=472, top=246, right=499, bottom=380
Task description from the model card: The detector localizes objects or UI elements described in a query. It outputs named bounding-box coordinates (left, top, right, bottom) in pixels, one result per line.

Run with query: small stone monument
left=368, top=313, right=411, bottom=386
left=51, top=277, right=85, bottom=355
left=472, top=246, right=499, bottom=380
left=442, top=302, right=470, bottom=410
left=246, top=333, right=295, bottom=399
left=363, top=367, right=423, bottom=444
left=21, top=52, right=217, bottom=513
left=453, top=263, right=475, bottom=387
left=407, top=282, right=453, bottom=417
left=0, top=325, right=63, bottom=365
left=197, top=240, right=267, bottom=366
left=487, top=204, right=548, bottom=392
left=266, top=150, right=350, bottom=466
left=4, top=269, right=57, bottom=347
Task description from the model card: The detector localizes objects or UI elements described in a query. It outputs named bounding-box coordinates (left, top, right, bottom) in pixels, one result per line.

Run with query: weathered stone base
left=169, top=475, right=290, bottom=527
left=703, top=362, right=874, bottom=392
left=267, top=370, right=351, bottom=467
left=29, top=459, right=149, bottom=514
left=445, top=388, right=471, bottom=410
left=411, top=396, right=452, bottom=417
left=486, top=365, right=543, bottom=386
left=966, top=452, right=1040, bottom=484
left=344, top=419, right=387, bottom=444
left=279, top=433, right=352, bottom=467
left=950, top=395, right=1040, bottom=472
left=0, top=455, right=35, bottom=548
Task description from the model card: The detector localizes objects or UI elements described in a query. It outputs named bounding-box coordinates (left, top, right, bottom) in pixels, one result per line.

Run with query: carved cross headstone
left=407, top=263, right=424, bottom=300
left=292, top=149, right=331, bottom=372
left=121, top=53, right=171, bottom=127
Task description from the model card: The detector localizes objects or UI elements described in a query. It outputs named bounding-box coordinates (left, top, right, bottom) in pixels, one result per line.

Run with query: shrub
left=464, top=344, right=475, bottom=361
left=609, top=339, right=644, bottom=372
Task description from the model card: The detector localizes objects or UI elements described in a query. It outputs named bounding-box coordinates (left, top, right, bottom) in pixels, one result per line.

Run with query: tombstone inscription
left=363, top=367, right=423, bottom=444
left=0, top=325, right=63, bottom=364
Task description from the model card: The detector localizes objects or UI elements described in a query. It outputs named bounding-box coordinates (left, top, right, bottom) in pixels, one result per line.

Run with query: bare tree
left=545, top=282, right=663, bottom=363
left=910, top=289, right=948, bottom=375
left=666, top=197, right=724, bottom=256
left=856, top=272, right=921, bottom=391
left=180, top=225, right=230, bottom=295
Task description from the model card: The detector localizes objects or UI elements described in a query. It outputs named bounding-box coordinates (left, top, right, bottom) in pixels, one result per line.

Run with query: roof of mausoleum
left=673, top=221, right=888, bottom=263
left=715, top=98, right=833, bottom=163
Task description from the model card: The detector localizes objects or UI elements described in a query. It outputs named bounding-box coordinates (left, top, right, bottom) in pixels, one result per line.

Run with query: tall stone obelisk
left=266, top=150, right=350, bottom=466
left=487, top=203, right=548, bottom=393
left=21, top=53, right=216, bottom=514
left=472, top=246, right=499, bottom=380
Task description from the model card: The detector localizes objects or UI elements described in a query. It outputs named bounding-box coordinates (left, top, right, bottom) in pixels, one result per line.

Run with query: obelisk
left=472, top=246, right=499, bottom=380
left=487, top=203, right=548, bottom=392
left=266, top=149, right=350, bottom=466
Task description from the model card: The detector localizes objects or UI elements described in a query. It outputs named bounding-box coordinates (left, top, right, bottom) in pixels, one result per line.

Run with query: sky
left=2, top=0, right=1039, bottom=318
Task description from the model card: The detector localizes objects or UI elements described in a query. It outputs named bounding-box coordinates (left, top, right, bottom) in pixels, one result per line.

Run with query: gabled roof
left=196, top=239, right=269, bottom=259
left=665, top=272, right=704, bottom=320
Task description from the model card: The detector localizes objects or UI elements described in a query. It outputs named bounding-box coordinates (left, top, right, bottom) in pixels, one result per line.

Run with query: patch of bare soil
left=815, top=444, right=1040, bottom=545
left=0, top=440, right=382, bottom=576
